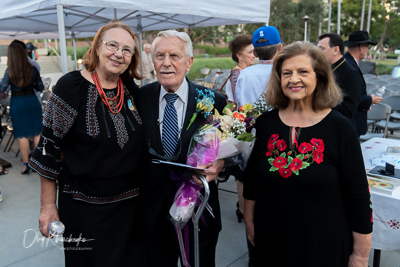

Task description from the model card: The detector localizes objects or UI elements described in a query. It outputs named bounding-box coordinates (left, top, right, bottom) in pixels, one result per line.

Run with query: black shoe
left=21, top=163, right=31, bottom=175
left=236, top=208, right=244, bottom=223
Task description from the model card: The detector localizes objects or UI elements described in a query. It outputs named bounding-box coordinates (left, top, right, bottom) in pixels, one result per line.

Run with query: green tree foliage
left=330, top=0, right=400, bottom=50
left=269, top=0, right=324, bottom=44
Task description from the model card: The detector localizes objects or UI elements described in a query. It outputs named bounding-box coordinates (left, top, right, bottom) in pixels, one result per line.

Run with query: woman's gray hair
left=151, top=30, right=193, bottom=58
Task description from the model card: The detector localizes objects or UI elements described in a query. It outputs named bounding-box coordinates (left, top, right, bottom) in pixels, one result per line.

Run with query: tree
left=329, top=0, right=400, bottom=51
left=269, top=0, right=324, bottom=44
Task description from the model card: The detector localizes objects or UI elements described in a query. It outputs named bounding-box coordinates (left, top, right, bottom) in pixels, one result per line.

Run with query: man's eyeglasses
left=154, top=52, right=183, bottom=62
left=102, top=40, right=134, bottom=57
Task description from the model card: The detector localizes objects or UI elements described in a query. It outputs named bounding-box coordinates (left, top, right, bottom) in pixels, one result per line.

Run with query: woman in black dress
left=243, top=41, right=372, bottom=266
left=30, top=20, right=144, bottom=266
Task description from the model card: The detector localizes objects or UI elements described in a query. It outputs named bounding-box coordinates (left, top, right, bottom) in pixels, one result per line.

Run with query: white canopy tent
left=0, top=0, right=270, bottom=74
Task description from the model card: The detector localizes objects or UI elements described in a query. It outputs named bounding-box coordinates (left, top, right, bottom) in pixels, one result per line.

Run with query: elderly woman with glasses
left=30, top=19, right=145, bottom=266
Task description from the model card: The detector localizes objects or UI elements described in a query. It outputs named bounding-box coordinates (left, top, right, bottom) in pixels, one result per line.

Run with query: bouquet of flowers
left=186, top=102, right=261, bottom=170
left=169, top=102, right=263, bottom=266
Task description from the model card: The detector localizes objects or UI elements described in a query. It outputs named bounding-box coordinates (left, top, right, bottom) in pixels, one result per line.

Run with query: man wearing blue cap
left=234, top=25, right=282, bottom=108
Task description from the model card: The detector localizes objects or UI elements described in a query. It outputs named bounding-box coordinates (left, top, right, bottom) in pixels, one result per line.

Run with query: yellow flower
left=239, top=103, right=253, bottom=113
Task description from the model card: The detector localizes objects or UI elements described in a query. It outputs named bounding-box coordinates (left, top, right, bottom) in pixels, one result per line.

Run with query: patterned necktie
left=162, top=93, right=179, bottom=156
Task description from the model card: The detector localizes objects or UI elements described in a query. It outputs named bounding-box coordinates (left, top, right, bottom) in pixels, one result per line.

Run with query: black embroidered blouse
left=30, top=71, right=145, bottom=204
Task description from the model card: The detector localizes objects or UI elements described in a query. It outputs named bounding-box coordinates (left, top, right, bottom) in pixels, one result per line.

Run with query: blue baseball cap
left=252, top=26, right=282, bottom=47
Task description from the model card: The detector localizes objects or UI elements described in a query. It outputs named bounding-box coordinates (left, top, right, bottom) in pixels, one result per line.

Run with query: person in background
left=224, top=34, right=255, bottom=230
left=233, top=25, right=282, bottom=267
left=25, top=41, right=37, bottom=59
left=0, top=42, right=43, bottom=174
left=244, top=41, right=372, bottom=266
left=344, top=30, right=382, bottom=136
left=30, top=19, right=145, bottom=266
left=225, top=34, right=255, bottom=106
left=141, top=43, right=155, bottom=85
left=12, top=40, right=41, bottom=72
left=317, top=33, right=363, bottom=130
left=235, top=25, right=282, bottom=107
left=139, top=30, right=227, bottom=267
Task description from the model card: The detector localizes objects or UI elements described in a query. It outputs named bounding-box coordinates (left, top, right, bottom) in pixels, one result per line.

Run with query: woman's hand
left=348, top=253, right=369, bottom=267
left=39, top=203, right=59, bottom=238
left=39, top=176, right=58, bottom=238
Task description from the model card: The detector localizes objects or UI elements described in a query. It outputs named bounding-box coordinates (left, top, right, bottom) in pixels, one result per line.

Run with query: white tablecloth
left=361, top=137, right=400, bottom=250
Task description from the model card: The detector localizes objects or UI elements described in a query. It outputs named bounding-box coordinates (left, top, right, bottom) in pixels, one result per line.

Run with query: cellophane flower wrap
left=186, top=102, right=262, bottom=171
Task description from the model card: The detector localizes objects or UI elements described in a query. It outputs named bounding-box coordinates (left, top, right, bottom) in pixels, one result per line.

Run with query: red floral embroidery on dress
left=265, top=134, right=325, bottom=178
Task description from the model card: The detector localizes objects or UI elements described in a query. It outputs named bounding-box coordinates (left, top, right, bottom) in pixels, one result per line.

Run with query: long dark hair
left=7, top=42, right=32, bottom=88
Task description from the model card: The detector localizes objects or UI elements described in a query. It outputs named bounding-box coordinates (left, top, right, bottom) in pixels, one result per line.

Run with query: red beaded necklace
left=91, top=72, right=124, bottom=114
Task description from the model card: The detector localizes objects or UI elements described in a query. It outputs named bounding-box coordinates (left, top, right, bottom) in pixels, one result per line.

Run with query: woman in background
left=225, top=33, right=256, bottom=267
left=0, top=42, right=43, bottom=174
left=225, top=34, right=255, bottom=221
left=244, top=41, right=372, bottom=266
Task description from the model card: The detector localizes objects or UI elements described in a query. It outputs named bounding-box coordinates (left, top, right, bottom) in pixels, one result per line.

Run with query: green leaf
left=270, top=167, right=279, bottom=171
left=223, top=103, right=235, bottom=114
left=237, top=132, right=255, bottom=142
left=301, top=162, right=310, bottom=169
left=296, top=154, right=304, bottom=160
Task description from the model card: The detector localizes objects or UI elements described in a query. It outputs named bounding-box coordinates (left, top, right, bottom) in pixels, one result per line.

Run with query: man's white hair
left=151, top=30, right=193, bottom=58
left=143, top=43, right=151, bottom=49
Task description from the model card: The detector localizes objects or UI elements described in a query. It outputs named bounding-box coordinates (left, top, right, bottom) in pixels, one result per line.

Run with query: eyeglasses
left=102, top=40, right=134, bottom=57
left=154, top=52, right=183, bottom=62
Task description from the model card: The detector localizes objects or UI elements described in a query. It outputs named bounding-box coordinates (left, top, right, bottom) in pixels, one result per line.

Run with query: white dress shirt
left=235, top=61, right=273, bottom=107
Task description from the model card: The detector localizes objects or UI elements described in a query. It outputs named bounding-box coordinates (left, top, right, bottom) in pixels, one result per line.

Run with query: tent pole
left=137, top=15, right=143, bottom=86
left=56, top=4, right=68, bottom=74
left=72, top=32, right=77, bottom=70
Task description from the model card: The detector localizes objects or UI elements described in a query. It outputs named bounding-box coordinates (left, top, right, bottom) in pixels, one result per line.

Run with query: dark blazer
left=138, top=78, right=227, bottom=267
left=332, top=56, right=363, bottom=130
left=344, top=52, right=372, bottom=135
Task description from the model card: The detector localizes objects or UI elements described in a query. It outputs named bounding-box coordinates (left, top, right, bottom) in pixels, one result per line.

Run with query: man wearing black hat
left=344, top=30, right=382, bottom=136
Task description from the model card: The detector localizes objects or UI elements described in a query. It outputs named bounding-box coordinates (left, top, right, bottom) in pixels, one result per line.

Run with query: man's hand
left=193, top=159, right=225, bottom=184
left=371, top=94, right=382, bottom=105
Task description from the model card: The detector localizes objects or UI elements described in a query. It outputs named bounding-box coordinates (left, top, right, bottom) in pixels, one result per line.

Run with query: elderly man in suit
left=343, top=30, right=382, bottom=135
left=139, top=30, right=227, bottom=267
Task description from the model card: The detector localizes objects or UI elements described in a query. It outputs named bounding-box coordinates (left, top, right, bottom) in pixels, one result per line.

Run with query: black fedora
left=344, top=31, right=376, bottom=46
